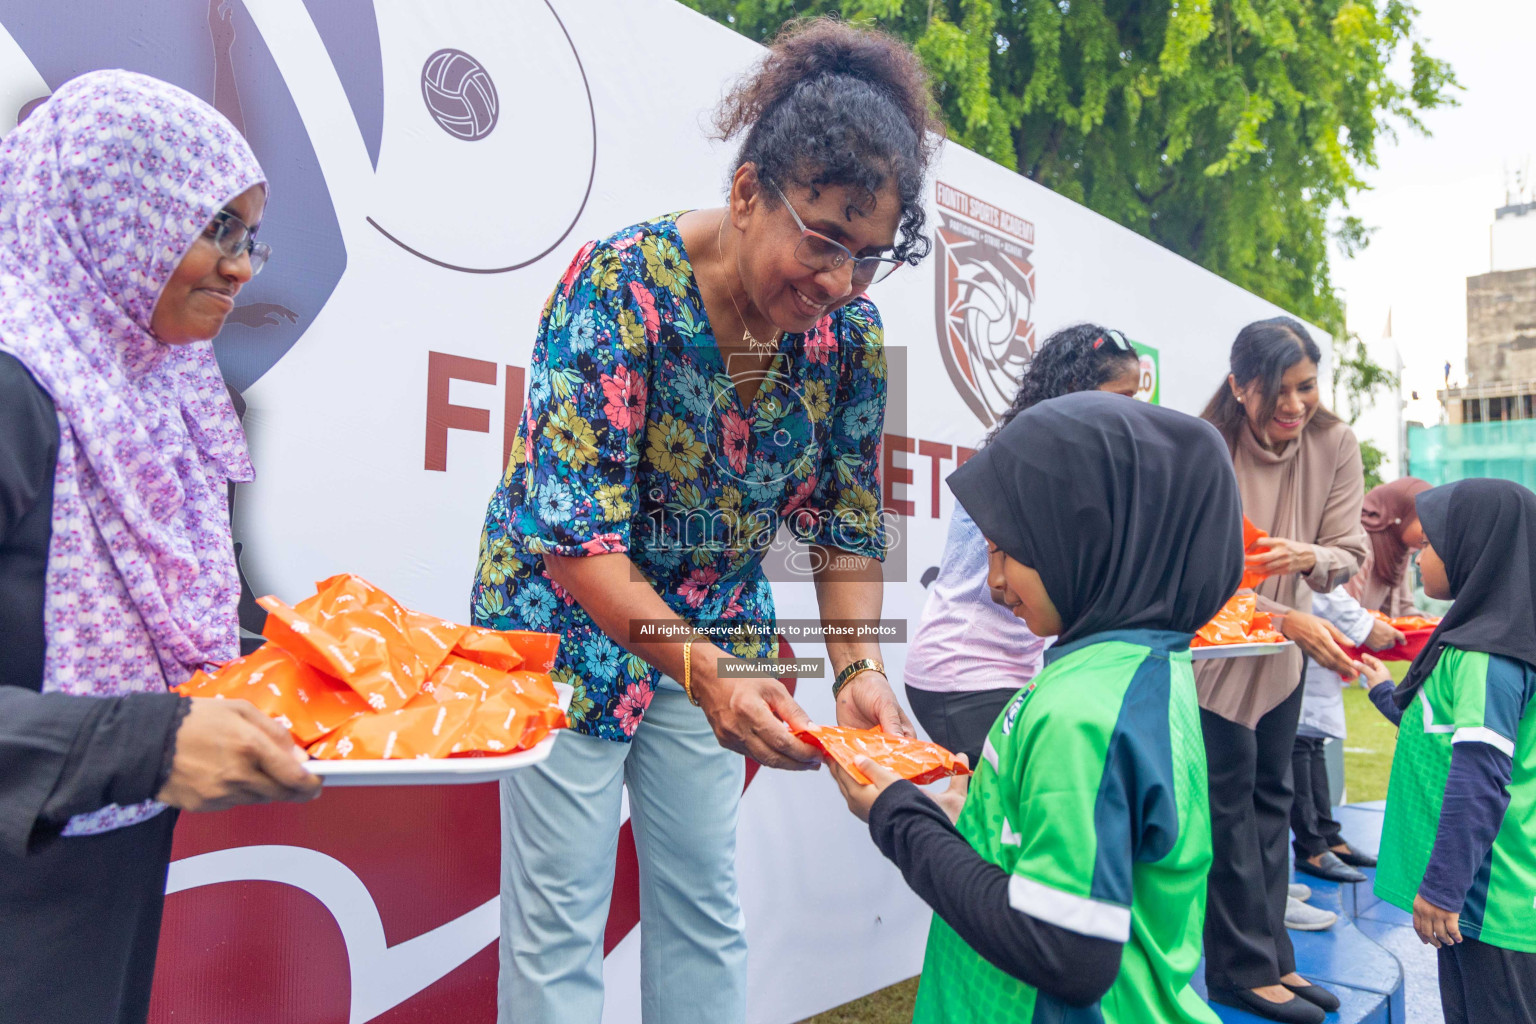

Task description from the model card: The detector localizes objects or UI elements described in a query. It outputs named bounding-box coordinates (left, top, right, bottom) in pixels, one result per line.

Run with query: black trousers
left=1290, top=735, right=1345, bottom=859
left=0, top=809, right=177, bottom=1024
left=1201, top=681, right=1304, bottom=989
left=1440, top=935, right=1536, bottom=1023
left=905, top=684, right=1017, bottom=771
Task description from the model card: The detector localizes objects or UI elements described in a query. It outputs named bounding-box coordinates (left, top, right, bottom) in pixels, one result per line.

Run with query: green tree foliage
left=1359, top=439, right=1388, bottom=490
left=682, top=0, right=1457, bottom=338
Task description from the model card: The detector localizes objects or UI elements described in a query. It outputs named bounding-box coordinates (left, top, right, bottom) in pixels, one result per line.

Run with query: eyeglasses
left=771, top=182, right=902, bottom=290
left=1093, top=330, right=1134, bottom=354
left=203, top=208, right=271, bottom=276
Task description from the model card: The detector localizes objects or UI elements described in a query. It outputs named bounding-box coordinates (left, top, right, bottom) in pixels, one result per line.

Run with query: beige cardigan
left=1195, top=418, right=1369, bottom=728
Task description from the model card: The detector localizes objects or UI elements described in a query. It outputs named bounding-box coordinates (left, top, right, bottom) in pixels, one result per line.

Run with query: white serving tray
left=1190, top=641, right=1295, bottom=661
left=305, top=683, right=573, bottom=787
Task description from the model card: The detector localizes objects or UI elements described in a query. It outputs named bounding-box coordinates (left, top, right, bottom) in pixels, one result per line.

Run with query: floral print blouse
left=471, top=214, right=888, bottom=742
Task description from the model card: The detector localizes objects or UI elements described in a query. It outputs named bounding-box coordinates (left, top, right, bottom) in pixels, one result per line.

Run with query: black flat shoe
left=1332, top=844, right=1377, bottom=868
left=1295, top=851, right=1368, bottom=884
left=1208, top=985, right=1326, bottom=1024
left=1283, top=981, right=1342, bottom=1012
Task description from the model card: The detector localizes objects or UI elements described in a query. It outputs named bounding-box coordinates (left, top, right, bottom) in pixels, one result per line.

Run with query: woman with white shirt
left=903, top=324, right=1142, bottom=766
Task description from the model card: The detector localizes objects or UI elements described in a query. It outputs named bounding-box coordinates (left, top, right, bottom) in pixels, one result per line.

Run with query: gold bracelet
left=833, top=657, right=884, bottom=699
left=682, top=635, right=703, bottom=707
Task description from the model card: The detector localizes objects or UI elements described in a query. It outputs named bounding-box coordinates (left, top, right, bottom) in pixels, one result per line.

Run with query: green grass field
left=800, top=978, right=920, bottom=1024
left=1340, top=673, right=1403, bottom=803
left=801, top=678, right=1404, bottom=1023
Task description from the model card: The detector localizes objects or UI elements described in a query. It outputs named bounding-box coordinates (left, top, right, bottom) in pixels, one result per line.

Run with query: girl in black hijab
left=1366, top=479, right=1536, bottom=1023
left=830, top=392, right=1245, bottom=1023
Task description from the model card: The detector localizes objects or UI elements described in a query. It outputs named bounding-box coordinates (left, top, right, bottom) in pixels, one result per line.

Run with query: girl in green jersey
left=831, top=392, right=1244, bottom=1023
left=1368, top=478, right=1536, bottom=1022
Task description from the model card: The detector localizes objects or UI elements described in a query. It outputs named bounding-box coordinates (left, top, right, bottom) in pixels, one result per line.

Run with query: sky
left=1330, top=0, right=1536, bottom=449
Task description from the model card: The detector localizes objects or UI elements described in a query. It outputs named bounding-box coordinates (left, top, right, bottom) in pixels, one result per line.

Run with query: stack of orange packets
left=1191, top=593, right=1287, bottom=648
left=793, top=723, right=971, bottom=785
left=178, top=574, right=565, bottom=760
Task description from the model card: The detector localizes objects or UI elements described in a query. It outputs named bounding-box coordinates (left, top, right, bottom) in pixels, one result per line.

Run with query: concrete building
left=1439, top=201, right=1536, bottom=424
left=1412, top=198, right=1536, bottom=490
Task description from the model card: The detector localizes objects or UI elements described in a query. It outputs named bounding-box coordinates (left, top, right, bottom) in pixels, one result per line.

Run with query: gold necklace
left=717, top=211, right=781, bottom=354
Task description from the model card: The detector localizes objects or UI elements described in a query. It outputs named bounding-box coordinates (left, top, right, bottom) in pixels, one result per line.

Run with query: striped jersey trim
left=1423, top=698, right=1455, bottom=734
left=982, top=737, right=1000, bottom=773
left=1453, top=726, right=1516, bottom=758
left=1007, top=874, right=1132, bottom=942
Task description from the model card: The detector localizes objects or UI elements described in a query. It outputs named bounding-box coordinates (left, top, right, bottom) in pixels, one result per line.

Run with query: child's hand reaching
left=1358, top=653, right=1392, bottom=688
left=1363, top=652, right=1407, bottom=727
left=931, top=754, right=970, bottom=824
left=829, top=756, right=902, bottom=822
left=830, top=755, right=972, bottom=825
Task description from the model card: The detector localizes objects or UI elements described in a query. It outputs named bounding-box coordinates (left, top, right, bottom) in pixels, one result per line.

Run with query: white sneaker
left=1284, top=895, right=1337, bottom=931
left=1289, top=883, right=1312, bottom=901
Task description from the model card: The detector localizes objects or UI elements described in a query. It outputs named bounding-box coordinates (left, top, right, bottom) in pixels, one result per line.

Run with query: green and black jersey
left=1377, top=646, right=1536, bottom=951
left=913, top=630, right=1219, bottom=1024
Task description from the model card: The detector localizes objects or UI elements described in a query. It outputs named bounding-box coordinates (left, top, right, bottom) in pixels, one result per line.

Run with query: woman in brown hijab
left=1347, top=476, right=1434, bottom=616
left=1196, top=318, right=1369, bottom=1024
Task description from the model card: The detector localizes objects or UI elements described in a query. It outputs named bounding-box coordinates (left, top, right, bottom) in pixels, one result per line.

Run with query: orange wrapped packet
left=499, top=630, right=560, bottom=673
left=438, top=625, right=561, bottom=673
left=1241, top=516, right=1273, bottom=591
left=1371, top=611, right=1441, bottom=633
left=307, top=700, right=476, bottom=760
left=258, top=574, right=466, bottom=712
left=448, top=688, right=568, bottom=757
left=447, top=695, right=526, bottom=756
left=450, top=626, right=526, bottom=672
left=310, top=573, right=470, bottom=675
left=793, top=723, right=971, bottom=786
left=499, top=671, right=568, bottom=750
left=259, top=596, right=415, bottom=712
left=178, top=644, right=370, bottom=744
left=404, top=609, right=473, bottom=668
left=407, top=657, right=569, bottom=754
left=1192, top=594, right=1286, bottom=648
left=1195, top=594, right=1257, bottom=646
left=412, top=655, right=508, bottom=704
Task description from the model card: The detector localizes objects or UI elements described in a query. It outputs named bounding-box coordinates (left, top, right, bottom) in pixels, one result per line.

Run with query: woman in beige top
left=1196, top=318, right=1369, bottom=1024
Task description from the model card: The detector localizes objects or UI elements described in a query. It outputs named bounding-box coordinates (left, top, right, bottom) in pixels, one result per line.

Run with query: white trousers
left=498, top=681, right=748, bottom=1024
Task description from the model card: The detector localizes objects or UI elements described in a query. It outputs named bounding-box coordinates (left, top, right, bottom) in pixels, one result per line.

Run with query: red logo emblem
left=933, top=182, right=1038, bottom=427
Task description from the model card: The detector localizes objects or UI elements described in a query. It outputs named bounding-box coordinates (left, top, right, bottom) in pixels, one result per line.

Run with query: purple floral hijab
left=0, top=71, right=263, bottom=834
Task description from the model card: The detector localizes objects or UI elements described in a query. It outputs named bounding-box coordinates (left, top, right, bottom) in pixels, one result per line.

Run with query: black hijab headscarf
left=1392, top=478, right=1536, bottom=708
left=947, top=391, right=1244, bottom=647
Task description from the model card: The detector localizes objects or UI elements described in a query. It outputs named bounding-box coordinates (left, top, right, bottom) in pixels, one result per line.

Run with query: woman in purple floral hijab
left=0, top=70, right=319, bottom=1024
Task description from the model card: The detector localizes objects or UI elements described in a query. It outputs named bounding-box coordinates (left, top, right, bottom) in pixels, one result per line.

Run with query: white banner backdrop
left=0, top=2, right=1327, bottom=1021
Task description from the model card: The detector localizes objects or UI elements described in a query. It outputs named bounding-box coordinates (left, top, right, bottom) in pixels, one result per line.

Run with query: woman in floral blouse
left=470, top=18, right=941, bottom=1024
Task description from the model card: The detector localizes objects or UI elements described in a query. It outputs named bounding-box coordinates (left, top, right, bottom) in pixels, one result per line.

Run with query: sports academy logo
left=932, top=182, right=1037, bottom=427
